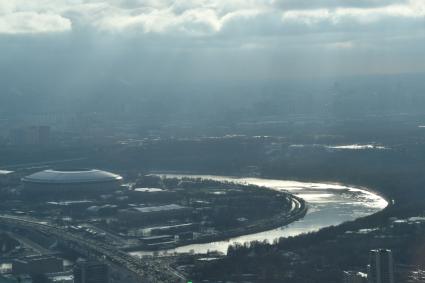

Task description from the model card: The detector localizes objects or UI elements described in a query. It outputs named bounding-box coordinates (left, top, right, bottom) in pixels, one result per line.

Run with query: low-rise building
left=0, top=274, right=32, bottom=283
left=12, top=255, right=63, bottom=275
left=118, top=204, right=191, bottom=224
left=343, top=271, right=368, bottom=283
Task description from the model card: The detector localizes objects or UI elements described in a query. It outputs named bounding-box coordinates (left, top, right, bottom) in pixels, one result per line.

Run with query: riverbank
left=129, top=174, right=387, bottom=256
left=124, top=193, right=307, bottom=252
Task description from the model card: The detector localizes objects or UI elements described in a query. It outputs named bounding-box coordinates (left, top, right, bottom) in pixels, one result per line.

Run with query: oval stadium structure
left=22, top=169, right=122, bottom=194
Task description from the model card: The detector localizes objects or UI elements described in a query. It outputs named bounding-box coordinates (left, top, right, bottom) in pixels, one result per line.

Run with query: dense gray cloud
left=274, top=0, right=412, bottom=10
left=0, top=0, right=423, bottom=35
left=0, top=0, right=424, bottom=80
left=0, top=12, right=71, bottom=34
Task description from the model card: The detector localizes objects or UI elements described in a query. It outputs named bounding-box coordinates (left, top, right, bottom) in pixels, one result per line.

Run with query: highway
left=0, top=215, right=186, bottom=283
left=5, top=231, right=52, bottom=255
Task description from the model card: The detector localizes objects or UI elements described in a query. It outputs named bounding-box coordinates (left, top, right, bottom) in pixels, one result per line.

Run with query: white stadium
left=22, top=169, right=122, bottom=193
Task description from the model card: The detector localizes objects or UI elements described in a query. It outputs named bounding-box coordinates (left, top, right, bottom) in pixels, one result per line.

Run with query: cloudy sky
left=0, top=0, right=424, bottom=83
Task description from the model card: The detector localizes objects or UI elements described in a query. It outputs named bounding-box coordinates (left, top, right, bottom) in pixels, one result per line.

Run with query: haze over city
left=0, top=1, right=425, bottom=283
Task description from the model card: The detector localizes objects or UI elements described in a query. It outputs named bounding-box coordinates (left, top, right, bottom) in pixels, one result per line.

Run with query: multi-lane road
left=0, top=215, right=186, bottom=283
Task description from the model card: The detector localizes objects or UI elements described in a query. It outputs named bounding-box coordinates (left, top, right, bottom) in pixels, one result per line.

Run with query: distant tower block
left=367, top=249, right=394, bottom=283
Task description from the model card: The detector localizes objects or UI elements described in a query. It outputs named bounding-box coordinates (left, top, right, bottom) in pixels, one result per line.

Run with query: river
left=130, top=175, right=388, bottom=256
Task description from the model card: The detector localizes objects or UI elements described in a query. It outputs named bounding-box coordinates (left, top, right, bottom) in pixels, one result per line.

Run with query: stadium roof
left=131, top=204, right=187, bottom=213
left=22, top=169, right=122, bottom=184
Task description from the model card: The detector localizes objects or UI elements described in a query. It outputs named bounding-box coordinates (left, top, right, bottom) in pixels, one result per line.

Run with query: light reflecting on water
left=290, top=144, right=388, bottom=150
left=327, top=144, right=387, bottom=150
left=130, top=175, right=388, bottom=256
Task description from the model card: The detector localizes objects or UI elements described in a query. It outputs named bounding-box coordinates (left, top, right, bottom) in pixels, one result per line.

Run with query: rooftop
left=131, top=204, right=187, bottom=213
left=22, top=169, right=122, bottom=184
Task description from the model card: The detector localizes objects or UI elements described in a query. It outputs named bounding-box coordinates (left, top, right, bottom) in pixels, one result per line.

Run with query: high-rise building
left=367, top=249, right=394, bottom=283
left=73, top=260, right=109, bottom=283
left=9, top=125, right=50, bottom=145
left=38, top=125, right=51, bottom=144
left=343, top=271, right=368, bottom=283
